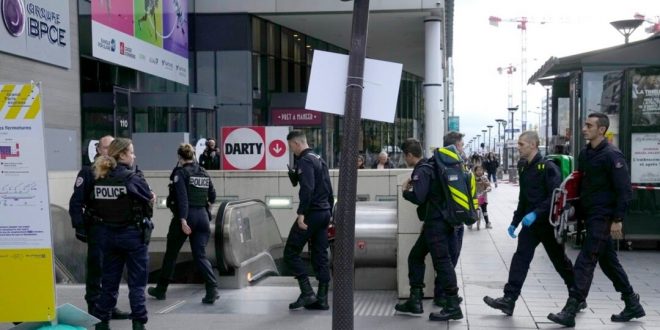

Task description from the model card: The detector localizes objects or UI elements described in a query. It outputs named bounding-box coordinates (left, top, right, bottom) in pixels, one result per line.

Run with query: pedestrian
left=198, top=138, right=220, bottom=170
left=548, top=113, right=645, bottom=326
left=394, top=133, right=465, bottom=322
left=473, top=164, right=492, bottom=229
left=68, top=135, right=130, bottom=320
left=284, top=130, right=334, bottom=310
left=90, top=138, right=154, bottom=330
left=483, top=131, right=579, bottom=316
left=357, top=154, right=366, bottom=169
left=372, top=151, right=395, bottom=169
left=148, top=143, right=219, bottom=304
left=485, top=152, right=499, bottom=187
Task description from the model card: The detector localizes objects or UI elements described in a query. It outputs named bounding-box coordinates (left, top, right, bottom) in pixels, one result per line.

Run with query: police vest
left=180, top=165, right=210, bottom=207
left=91, top=169, right=138, bottom=225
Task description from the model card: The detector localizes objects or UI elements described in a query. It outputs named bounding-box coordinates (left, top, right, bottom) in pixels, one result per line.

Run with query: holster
left=140, top=218, right=154, bottom=245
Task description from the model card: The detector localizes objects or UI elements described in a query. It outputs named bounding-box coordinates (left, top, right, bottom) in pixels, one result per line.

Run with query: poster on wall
left=0, top=0, right=71, bottom=68
left=91, top=0, right=189, bottom=85
left=632, top=72, right=660, bottom=126
left=0, top=82, right=56, bottom=321
left=221, top=126, right=290, bottom=170
left=631, top=133, right=660, bottom=184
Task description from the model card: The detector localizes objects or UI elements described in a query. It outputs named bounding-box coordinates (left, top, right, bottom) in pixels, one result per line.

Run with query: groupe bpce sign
left=0, top=0, right=71, bottom=68
left=221, top=126, right=290, bottom=170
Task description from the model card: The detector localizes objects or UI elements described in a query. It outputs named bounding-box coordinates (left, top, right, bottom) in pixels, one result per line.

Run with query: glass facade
left=250, top=16, right=425, bottom=168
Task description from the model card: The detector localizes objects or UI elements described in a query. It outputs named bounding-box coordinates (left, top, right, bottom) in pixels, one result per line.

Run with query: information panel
left=0, top=83, right=56, bottom=322
left=631, top=133, right=660, bottom=184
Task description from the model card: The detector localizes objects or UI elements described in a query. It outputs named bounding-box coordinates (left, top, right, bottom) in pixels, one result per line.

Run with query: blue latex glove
left=507, top=225, right=517, bottom=239
left=522, top=212, right=537, bottom=227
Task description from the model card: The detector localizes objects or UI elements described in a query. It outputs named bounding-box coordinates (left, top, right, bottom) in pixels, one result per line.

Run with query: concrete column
left=424, top=16, right=444, bottom=157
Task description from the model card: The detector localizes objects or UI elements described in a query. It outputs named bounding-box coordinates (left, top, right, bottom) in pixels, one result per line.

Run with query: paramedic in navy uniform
left=483, top=131, right=577, bottom=316
left=548, top=112, right=645, bottom=327
left=284, top=130, right=334, bottom=311
left=148, top=143, right=219, bottom=304
left=68, top=135, right=130, bottom=319
left=90, top=138, right=154, bottom=330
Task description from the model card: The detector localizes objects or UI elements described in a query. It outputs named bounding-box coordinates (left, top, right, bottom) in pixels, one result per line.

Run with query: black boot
left=95, top=321, right=110, bottom=330
left=394, top=287, right=423, bottom=314
left=132, top=320, right=146, bottom=330
left=611, top=293, right=645, bottom=322
left=111, top=307, right=130, bottom=320
left=289, top=277, right=317, bottom=309
left=483, top=295, right=515, bottom=316
left=147, top=280, right=168, bottom=300
left=547, top=297, right=580, bottom=327
left=202, top=285, right=219, bottom=304
left=434, top=295, right=463, bottom=308
left=305, top=282, right=330, bottom=310
left=429, top=295, right=463, bottom=321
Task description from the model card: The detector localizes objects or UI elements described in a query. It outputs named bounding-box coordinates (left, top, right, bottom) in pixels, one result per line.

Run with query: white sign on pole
left=305, top=50, right=403, bottom=123
left=631, top=133, right=660, bottom=183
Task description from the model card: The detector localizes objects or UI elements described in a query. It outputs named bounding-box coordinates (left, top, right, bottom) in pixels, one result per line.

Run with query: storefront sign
left=631, top=133, right=660, bottom=183
left=91, top=0, right=189, bottom=85
left=0, top=0, right=71, bottom=68
left=271, top=108, right=322, bottom=126
left=221, top=126, right=290, bottom=170
left=0, top=83, right=56, bottom=322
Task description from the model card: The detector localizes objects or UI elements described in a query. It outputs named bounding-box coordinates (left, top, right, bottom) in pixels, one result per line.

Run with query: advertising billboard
left=221, top=126, right=290, bottom=170
left=0, top=0, right=71, bottom=68
left=91, top=0, right=189, bottom=85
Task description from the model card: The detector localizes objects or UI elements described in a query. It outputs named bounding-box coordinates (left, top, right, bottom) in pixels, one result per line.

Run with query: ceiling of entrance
left=260, top=11, right=438, bottom=78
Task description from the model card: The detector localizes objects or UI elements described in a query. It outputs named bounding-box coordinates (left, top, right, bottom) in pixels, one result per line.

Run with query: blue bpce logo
left=1, top=0, right=26, bottom=37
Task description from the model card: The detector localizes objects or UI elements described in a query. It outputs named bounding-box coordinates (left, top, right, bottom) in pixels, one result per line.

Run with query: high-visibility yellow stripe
left=0, top=84, right=15, bottom=111
left=438, top=147, right=460, bottom=161
left=448, top=185, right=468, bottom=203
left=5, top=84, right=32, bottom=119
left=451, top=193, right=470, bottom=210
left=24, top=94, right=41, bottom=119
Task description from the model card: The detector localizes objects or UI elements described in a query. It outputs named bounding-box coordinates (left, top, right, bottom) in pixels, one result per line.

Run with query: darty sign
left=221, top=126, right=290, bottom=170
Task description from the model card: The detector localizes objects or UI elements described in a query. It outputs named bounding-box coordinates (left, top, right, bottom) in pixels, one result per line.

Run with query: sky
left=453, top=0, right=659, bottom=152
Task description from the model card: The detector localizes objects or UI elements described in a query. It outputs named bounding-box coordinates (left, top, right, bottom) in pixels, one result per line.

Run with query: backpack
left=432, top=146, right=479, bottom=226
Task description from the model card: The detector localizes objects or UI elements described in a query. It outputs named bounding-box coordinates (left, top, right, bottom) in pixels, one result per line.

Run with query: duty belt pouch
left=140, top=218, right=154, bottom=244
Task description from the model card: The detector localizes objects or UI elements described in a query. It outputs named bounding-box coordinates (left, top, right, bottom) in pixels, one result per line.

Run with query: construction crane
left=633, top=13, right=660, bottom=35
left=489, top=16, right=547, bottom=132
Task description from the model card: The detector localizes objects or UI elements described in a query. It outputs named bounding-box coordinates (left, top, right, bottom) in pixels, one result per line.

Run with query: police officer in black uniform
left=90, top=138, right=154, bottom=330
left=68, top=135, right=130, bottom=320
left=148, top=143, right=219, bottom=304
left=484, top=131, right=579, bottom=316
left=284, top=130, right=334, bottom=311
left=549, top=113, right=645, bottom=326
left=394, top=134, right=464, bottom=322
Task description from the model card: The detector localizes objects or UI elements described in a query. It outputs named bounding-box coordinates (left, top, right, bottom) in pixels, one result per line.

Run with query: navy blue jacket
left=172, top=163, right=216, bottom=219
left=578, top=139, right=632, bottom=220
left=112, top=163, right=153, bottom=204
left=403, top=157, right=444, bottom=221
left=294, top=148, right=334, bottom=215
left=512, top=153, right=561, bottom=227
left=69, top=165, right=95, bottom=228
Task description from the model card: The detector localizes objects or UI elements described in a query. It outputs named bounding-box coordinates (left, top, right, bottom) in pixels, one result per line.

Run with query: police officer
left=148, top=143, right=219, bottom=304
left=284, top=130, right=334, bottom=311
left=68, top=135, right=130, bottom=320
left=394, top=133, right=464, bottom=322
left=548, top=113, right=645, bottom=326
left=484, top=131, right=579, bottom=316
left=90, top=138, right=154, bottom=330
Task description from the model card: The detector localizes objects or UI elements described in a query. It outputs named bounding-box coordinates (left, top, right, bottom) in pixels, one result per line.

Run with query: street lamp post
left=508, top=106, right=519, bottom=183
left=481, top=129, right=487, bottom=154
left=487, top=125, right=493, bottom=153
left=476, top=135, right=481, bottom=155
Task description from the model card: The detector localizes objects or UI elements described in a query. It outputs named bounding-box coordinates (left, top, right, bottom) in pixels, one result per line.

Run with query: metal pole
left=545, top=87, right=550, bottom=152
left=333, top=0, right=369, bottom=329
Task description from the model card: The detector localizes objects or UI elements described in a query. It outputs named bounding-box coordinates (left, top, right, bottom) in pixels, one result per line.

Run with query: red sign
left=221, top=127, right=267, bottom=170
left=271, top=108, right=322, bottom=126
left=269, top=139, right=286, bottom=157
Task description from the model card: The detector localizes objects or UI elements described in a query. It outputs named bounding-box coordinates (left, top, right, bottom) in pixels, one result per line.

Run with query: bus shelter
left=529, top=34, right=660, bottom=243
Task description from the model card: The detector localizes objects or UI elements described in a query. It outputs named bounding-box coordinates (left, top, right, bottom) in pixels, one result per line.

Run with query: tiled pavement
left=2, top=180, right=659, bottom=329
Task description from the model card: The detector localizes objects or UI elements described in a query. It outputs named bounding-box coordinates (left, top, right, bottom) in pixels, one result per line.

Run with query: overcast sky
left=453, top=0, right=658, bottom=151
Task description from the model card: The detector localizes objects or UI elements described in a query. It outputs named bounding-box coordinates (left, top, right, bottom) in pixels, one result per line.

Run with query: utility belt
left=87, top=213, right=154, bottom=244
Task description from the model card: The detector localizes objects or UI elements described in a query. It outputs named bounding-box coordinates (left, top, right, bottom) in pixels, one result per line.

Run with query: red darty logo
left=223, top=127, right=266, bottom=170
